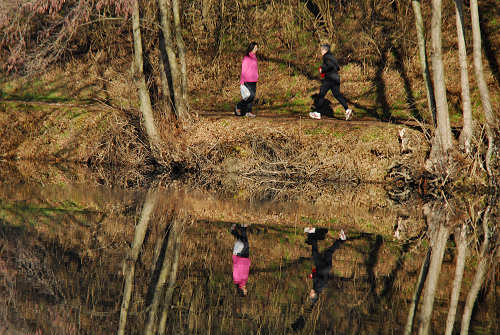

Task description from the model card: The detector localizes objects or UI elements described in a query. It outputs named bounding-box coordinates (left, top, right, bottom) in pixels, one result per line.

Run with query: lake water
left=0, top=163, right=497, bottom=334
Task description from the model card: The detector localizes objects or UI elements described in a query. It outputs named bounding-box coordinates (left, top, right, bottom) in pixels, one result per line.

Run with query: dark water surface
left=0, top=164, right=498, bottom=334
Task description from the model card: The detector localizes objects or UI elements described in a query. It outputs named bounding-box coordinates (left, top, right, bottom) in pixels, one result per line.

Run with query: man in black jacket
left=309, top=44, right=352, bottom=120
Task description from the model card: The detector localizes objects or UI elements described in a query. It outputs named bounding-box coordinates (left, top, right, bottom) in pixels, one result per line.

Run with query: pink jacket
left=240, top=53, right=259, bottom=84
left=232, top=255, right=251, bottom=288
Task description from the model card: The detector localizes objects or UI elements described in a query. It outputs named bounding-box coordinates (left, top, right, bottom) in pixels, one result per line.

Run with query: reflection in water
left=118, top=187, right=158, bottom=335
left=231, top=224, right=251, bottom=297
left=418, top=202, right=451, bottom=335
left=460, top=194, right=496, bottom=335
left=0, top=167, right=498, bottom=334
left=292, top=228, right=346, bottom=331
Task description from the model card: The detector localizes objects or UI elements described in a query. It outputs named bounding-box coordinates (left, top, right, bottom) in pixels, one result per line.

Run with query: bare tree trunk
left=172, top=0, right=189, bottom=109
left=158, top=33, right=174, bottom=119
left=418, top=202, right=450, bottom=335
left=460, top=200, right=493, bottom=335
left=470, top=0, right=499, bottom=182
left=426, top=0, right=454, bottom=174
left=411, top=0, right=437, bottom=125
left=445, top=224, right=468, bottom=335
left=118, top=189, right=158, bottom=335
left=144, top=216, right=181, bottom=335
left=404, top=249, right=431, bottom=335
left=455, top=0, right=473, bottom=154
left=157, top=0, right=190, bottom=121
left=132, top=0, right=162, bottom=151
left=158, top=229, right=182, bottom=335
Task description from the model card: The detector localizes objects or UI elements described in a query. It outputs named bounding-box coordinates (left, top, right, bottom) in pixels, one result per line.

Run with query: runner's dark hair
left=245, top=42, right=258, bottom=56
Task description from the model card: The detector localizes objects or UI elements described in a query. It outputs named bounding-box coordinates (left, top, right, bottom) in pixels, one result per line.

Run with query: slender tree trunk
left=132, top=0, right=162, bottom=151
left=427, top=0, right=453, bottom=174
left=157, top=0, right=190, bottom=121
left=158, top=33, right=174, bottom=118
left=158, top=228, right=182, bottom=335
left=411, top=0, right=437, bottom=125
left=455, top=0, right=473, bottom=154
left=172, top=0, right=189, bottom=109
left=470, top=0, right=499, bottom=182
left=404, top=249, right=431, bottom=335
left=445, top=224, right=468, bottom=335
left=144, top=216, right=181, bottom=335
left=418, top=202, right=450, bottom=335
left=118, top=189, right=158, bottom=335
left=460, top=201, right=493, bottom=335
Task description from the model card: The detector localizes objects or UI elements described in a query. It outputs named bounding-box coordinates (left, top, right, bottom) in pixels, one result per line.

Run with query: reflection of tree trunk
left=470, top=0, right=499, bottom=181
left=411, top=0, right=436, bottom=125
left=445, top=224, right=468, bottom=335
left=418, top=202, right=450, bottom=335
left=131, top=0, right=162, bottom=151
left=454, top=0, right=473, bottom=154
left=427, top=0, right=453, bottom=173
left=144, top=215, right=183, bottom=335
left=404, top=249, right=431, bottom=335
left=460, top=200, right=493, bottom=335
left=158, top=232, right=182, bottom=335
left=118, top=189, right=158, bottom=335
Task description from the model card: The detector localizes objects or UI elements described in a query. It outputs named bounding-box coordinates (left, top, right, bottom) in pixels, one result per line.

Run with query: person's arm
left=320, top=55, right=340, bottom=74
left=240, top=57, right=249, bottom=84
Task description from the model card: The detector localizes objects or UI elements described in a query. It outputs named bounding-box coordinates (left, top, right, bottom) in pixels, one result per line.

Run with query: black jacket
left=320, top=52, right=341, bottom=83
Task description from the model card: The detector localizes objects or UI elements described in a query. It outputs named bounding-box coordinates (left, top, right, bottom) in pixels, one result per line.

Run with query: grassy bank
left=1, top=0, right=499, bottom=185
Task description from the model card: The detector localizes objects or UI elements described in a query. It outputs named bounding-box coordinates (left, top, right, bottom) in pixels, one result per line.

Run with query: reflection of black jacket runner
left=320, top=52, right=341, bottom=84
left=306, top=230, right=344, bottom=295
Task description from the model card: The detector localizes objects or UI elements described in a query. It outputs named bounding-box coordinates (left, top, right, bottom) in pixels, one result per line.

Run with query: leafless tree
left=470, top=0, right=499, bottom=183
left=460, top=195, right=496, bottom=335
left=454, top=0, right=473, bottom=154
left=118, top=188, right=158, bottom=335
left=404, top=249, right=431, bottom=335
left=417, top=201, right=450, bottom=335
left=158, top=0, right=190, bottom=122
left=411, top=0, right=437, bottom=125
left=131, top=0, right=162, bottom=151
left=426, top=0, right=453, bottom=175
left=445, top=224, right=468, bottom=335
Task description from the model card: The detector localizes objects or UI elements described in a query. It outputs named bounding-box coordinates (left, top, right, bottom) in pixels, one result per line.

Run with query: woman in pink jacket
left=235, top=42, right=259, bottom=118
left=231, top=224, right=251, bottom=296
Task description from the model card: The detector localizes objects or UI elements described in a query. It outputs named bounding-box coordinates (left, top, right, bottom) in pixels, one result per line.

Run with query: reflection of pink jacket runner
left=240, top=53, right=259, bottom=84
left=232, top=255, right=251, bottom=288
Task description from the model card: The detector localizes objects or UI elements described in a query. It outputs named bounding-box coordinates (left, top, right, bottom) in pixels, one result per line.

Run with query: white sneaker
left=309, top=112, right=321, bottom=120
left=304, top=227, right=316, bottom=233
left=339, top=229, right=346, bottom=240
left=245, top=112, right=256, bottom=118
left=345, top=109, right=352, bottom=121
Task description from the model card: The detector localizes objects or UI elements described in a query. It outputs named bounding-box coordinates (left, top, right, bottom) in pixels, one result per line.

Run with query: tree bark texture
left=411, top=0, right=437, bottom=125
left=454, top=0, right=473, bottom=154
left=470, top=0, right=499, bottom=182
left=157, top=0, right=190, bottom=121
left=172, top=0, right=189, bottom=107
left=118, top=189, right=158, bottom=335
left=428, top=0, right=453, bottom=174
left=132, top=0, right=162, bottom=151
